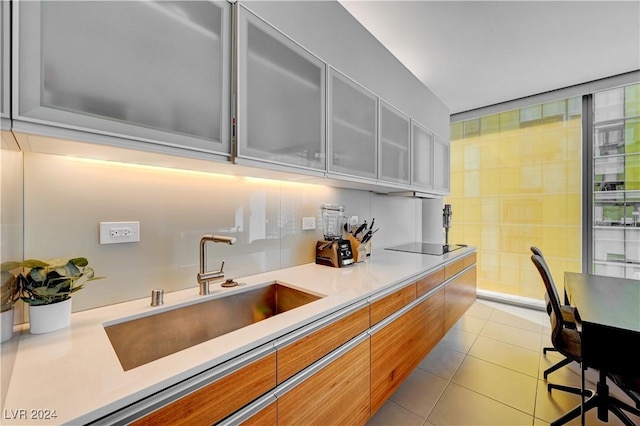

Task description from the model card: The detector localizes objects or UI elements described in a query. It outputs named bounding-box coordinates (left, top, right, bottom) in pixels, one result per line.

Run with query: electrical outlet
left=100, top=221, right=140, bottom=244
left=302, top=217, right=316, bottom=231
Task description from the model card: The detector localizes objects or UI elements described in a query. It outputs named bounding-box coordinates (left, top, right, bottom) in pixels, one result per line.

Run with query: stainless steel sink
left=104, top=282, right=324, bottom=371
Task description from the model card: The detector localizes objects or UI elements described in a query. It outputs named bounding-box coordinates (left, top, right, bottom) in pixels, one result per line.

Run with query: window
left=447, top=98, right=582, bottom=299
left=591, top=83, right=640, bottom=279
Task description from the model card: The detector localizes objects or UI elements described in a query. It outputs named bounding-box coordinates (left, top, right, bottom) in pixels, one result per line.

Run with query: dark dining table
left=563, top=272, right=640, bottom=424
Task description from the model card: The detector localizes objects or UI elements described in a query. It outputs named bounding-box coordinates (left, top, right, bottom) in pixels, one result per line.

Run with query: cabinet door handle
left=275, top=300, right=368, bottom=349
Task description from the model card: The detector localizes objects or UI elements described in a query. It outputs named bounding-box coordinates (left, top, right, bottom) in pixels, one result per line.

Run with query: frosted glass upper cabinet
left=379, top=100, right=410, bottom=186
left=328, top=67, right=377, bottom=180
left=411, top=120, right=434, bottom=189
left=14, top=1, right=230, bottom=154
left=237, top=6, right=325, bottom=172
left=1, top=1, right=9, bottom=129
left=433, top=135, right=450, bottom=193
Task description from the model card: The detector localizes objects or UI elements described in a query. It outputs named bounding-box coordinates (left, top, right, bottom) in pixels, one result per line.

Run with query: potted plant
left=18, top=257, right=103, bottom=334
left=1, top=262, right=20, bottom=342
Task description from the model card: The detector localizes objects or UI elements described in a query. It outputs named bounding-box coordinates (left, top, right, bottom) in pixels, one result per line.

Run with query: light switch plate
left=302, top=217, right=316, bottom=231
left=100, top=221, right=140, bottom=244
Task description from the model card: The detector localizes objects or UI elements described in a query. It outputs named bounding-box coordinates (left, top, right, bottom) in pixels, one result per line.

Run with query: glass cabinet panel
left=238, top=6, right=325, bottom=171
left=1, top=1, right=9, bottom=127
left=411, top=121, right=434, bottom=189
left=433, top=135, right=450, bottom=193
left=16, top=1, right=230, bottom=153
left=328, top=67, right=377, bottom=179
left=379, top=100, right=410, bottom=185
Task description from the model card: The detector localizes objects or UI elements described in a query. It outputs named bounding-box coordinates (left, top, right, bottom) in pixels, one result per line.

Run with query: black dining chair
left=531, top=254, right=594, bottom=426
left=530, top=247, right=579, bottom=379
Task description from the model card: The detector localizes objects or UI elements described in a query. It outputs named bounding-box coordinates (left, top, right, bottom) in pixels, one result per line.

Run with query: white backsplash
left=20, top=152, right=429, bottom=313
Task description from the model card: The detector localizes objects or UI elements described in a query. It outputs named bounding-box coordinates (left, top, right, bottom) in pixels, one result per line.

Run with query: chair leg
left=543, top=346, right=558, bottom=355
left=550, top=391, right=599, bottom=426
left=548, top=382, right=591, bottom=397
left=581, top=362, right=585, bottom=426
left=550, top=364, right=597, bottom=426
left=609, top=405, right=639, bottom=426
left=609, top=373, right=640, bottom=409
left=551, top=369, right=640, bottom=426
left=610, top=397, right=640, bottom=420
left=544, top=357, right=574, bottom=379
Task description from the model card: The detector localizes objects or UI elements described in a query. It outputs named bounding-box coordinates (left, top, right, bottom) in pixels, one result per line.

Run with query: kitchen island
left=1, top=246, right=476, bottom=425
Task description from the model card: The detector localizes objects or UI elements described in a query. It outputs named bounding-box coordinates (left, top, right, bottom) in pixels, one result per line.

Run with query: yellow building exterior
left=447, top=99, right=582, bottom=300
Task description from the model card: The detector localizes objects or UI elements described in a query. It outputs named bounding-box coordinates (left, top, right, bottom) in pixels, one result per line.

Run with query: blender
left=316, top=204, right=354, bottom=267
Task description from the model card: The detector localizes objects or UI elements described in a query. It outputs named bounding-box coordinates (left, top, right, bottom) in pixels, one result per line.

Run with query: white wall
left=422, top=198, right=445, bottom=243
left=19, top=150, right=426, bottom=313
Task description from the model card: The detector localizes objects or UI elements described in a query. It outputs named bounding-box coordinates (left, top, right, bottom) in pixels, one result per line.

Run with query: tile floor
left=367, top=299, right=640, bottom=426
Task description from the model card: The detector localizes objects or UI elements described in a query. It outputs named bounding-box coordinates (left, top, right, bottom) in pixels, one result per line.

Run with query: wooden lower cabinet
left=239, top=401, right=277, bottom=426
left=276, top=303, right=369, bottom=384
left=463, top=252, right=477, bottom=269
left=369, top=283, right=416, bottom=326
left=122, top=254, right=476, bottom=426
left=132, top=351, right=276, bottom=426
left=444, top=257, right=465, bottom=280
left=370, top=289, right=445, bottom=415
left=416, top=268, right=444, bottom=297
left=277, top=337, right=371, bottom=426
left=444, top=265, right=477, bottom=332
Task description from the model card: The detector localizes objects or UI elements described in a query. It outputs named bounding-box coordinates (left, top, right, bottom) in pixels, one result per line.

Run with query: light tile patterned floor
left=367, top=300, right=640, bottom=426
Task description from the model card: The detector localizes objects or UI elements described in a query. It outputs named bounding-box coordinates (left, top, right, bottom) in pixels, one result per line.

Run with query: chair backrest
left=530, top=246, right=543, bottom=257
left=531, top=247, right=552, bottom=314
left=530, top=247, right=562, bottom=310
left=531, top=254, right=566, bottom=343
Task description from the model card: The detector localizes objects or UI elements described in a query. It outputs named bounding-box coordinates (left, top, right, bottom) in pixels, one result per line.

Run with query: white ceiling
left=339, top=1, right=640, bottom=114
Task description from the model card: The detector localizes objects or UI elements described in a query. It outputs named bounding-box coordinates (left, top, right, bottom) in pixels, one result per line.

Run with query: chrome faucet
left=197, top=234, right=237, bottom=295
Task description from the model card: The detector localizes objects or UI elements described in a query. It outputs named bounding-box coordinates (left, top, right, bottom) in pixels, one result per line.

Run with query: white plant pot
left=1, top=308, right=14, bottom=343
left=29, top=298, right=72, bottom=334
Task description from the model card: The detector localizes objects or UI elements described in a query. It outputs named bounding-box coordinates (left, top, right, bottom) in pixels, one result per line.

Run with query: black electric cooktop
left=386, top=242, right=466, bottom=256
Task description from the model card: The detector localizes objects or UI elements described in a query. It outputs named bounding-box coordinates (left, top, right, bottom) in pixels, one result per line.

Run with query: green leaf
left=69, top=258, right=89, bottom=268
left=21, top=259, right=50, bottom=269
left=1, top=261, right=22, bottom=272
left=55, top=262, right=81, bottom=278
left=69, top=285, right=84, bottom=295
left=1, top=271, right=19, bottom=309
left=27, top=267, right=47, bottom=283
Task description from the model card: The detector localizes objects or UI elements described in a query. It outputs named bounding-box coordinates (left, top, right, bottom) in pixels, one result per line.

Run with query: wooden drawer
left=277, top=337, right=370, bottom=426
left=444, top=258, right=465, bottom=280
left=444, top=266, right=477, bottom=331
left=463, top=252, right=477, bottom=268
left=416, top=268, right=444, bottom=297
left=370, top=290, right=444, bottom=415
left=370, top=283, right=417, bottom=326
left=132, top=351, right=276, bottom=426
left=240, top=401, right=277, bottom=426
left=276, top=303, right=370, bottom=384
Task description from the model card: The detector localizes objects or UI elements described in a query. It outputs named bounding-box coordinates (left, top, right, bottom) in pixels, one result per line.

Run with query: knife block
left=348, top=234, right=369, bottom=263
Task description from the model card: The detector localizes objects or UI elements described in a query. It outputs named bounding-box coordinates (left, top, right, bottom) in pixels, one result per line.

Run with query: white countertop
left=1, top=246, right=474, bottom=425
